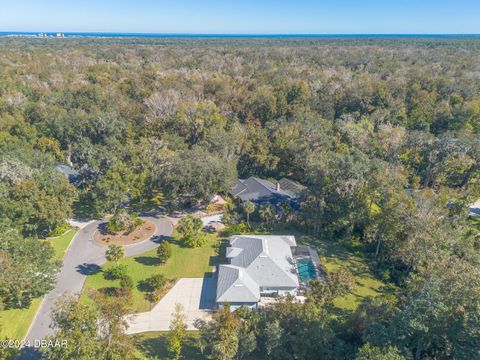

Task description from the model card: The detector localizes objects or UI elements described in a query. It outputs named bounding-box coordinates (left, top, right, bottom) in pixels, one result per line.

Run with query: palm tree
left=243, top=201, right=255, bottom=229
left=259, top=204, right=275, bottom=225
left=105, top=244, right=124, bottom=266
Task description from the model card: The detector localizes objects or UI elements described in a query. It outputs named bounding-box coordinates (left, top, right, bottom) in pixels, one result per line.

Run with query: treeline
left=0, top=37, right=479, bottom=358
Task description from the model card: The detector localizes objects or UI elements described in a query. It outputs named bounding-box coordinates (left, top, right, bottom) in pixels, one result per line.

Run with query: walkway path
left=25, top=214, right=173, bottom=343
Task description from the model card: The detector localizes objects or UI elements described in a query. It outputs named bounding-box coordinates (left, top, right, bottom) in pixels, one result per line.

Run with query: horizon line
left=1, top=31, right=480, bottom=37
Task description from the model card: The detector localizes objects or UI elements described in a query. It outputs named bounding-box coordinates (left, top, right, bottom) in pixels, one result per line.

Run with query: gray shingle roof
left=278, top=178, right=306, bottom=197
left=216, top=265, right=260, bottom=303
left=216, top=235, right=299, bottom=304
left=230, top=179, right=248, bottom=197
left=229, top=177, right=294, bottom=203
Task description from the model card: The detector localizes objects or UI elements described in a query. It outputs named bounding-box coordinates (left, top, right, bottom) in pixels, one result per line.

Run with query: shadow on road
left=76, top=263, right=101, bottom=275
left=149, top=235, right=170, bottom=244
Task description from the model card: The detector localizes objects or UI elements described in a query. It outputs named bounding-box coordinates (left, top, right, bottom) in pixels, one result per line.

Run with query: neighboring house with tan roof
left=216, top=235, right=300, bottom=310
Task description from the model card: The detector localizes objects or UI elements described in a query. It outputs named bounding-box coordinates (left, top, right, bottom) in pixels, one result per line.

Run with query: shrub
left=104, top=264, right=128, bottom=280
left=143, top=274, right=167, bottom=292
left=107, top=209, right=143, bottom=235
left=157, top=241, right=172, bottom=264
left=49, top=223, right=70, bottom=237
left=224, top=223, right=249, bottom=236
left=105, top=244, right=125, bottom=266
left=120, top=274, right=134, bottom=290
left=183, top=234, right=207, bottom=248
left=207, top=203, right=224, bottom=214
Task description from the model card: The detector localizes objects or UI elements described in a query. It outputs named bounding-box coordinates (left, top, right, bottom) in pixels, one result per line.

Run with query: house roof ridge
left=250, top=176, right=275, bottom=190
left=216, top=264, right=260, bottom=303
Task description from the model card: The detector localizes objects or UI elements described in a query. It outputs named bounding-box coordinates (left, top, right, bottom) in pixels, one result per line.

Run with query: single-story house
left=216, top=235, right=300, bottom=310
left=229, top=176, right=305, bottom=206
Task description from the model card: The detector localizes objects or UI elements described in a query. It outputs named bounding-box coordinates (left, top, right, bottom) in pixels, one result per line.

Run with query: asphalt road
left=24, top=214, right=173, bottom=344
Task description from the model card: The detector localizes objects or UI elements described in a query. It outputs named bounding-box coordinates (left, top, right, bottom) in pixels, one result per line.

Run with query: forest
left=0, top=36, right=479, bottom=359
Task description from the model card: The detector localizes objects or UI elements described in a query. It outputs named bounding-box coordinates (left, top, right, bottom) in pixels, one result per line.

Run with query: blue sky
left=1, top=0, right=479, bottom=34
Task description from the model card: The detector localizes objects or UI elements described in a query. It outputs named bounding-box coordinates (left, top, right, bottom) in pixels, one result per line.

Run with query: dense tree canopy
left=0, top=36, right=479, bottom=357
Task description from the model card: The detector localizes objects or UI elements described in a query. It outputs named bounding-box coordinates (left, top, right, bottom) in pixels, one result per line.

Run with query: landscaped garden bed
left=94, top=210, right=156, bottom=246
left=94, top=220, right=156, bottom=246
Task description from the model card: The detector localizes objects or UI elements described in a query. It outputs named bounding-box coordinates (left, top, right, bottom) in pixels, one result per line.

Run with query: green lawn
left=271, top=225, right=388, bottom=311
left=81, top=232, right=222, bottom=312
left=0, top=230, right=77, bottom=340
left=0, top=298, right=43, bottom=340
left=133, top=331, right=204, bottom=360
left=302, top=235, right=387, bottom=311
left=49, top=229, right=77, bottom=261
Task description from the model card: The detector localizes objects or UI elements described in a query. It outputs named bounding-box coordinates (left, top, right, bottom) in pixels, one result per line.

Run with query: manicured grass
left=301, top=235, right=387, bottom=311
left=133, top=331, right=204, bottom=360
left=271, top=225, right=388, bottom=311
left=0, top=230, right=77, bottom=340
left=0, top=299, right=42, bottom=340
left=48, top=229, right=77, bottom=261
left=81, top=232, right=221, bottom=312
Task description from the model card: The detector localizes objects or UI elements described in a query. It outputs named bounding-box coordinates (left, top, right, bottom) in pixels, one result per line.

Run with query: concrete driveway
left=25, top=214, right=173, bottom=343
left=126, top=277, right=216, bottom=334
left=201, top=214, right=223, bottom=226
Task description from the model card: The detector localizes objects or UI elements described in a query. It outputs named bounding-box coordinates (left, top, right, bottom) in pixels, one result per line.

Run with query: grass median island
left=81, top=232, right=222, bottom=312
left=0, top=230, right=77, bottom=340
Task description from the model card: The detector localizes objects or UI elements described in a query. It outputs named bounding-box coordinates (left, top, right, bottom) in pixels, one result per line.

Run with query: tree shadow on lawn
left=135, top=256, right=160, bottom=266
left=76, top=263, right=102, bottom=275
left=306, top=236, right=379, bottom=278
left=165, top=236, right=190, bottom=248
left=137, top=279, right=153, bottom=293
left=209, top=239, right=229, bottom=266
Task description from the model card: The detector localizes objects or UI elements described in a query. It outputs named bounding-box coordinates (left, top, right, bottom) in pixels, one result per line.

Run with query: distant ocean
left=0, top=32, right=479, bottom=39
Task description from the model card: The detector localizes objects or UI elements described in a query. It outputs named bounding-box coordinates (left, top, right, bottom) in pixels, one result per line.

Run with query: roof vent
left=276, top=182, right=281, bottom=191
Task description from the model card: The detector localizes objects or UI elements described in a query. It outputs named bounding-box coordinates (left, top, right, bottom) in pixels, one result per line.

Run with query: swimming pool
left=297, top=258, right=317, bottom=282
